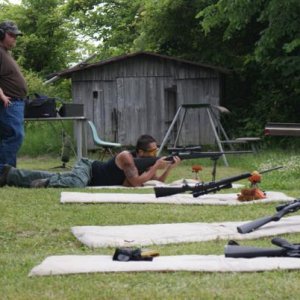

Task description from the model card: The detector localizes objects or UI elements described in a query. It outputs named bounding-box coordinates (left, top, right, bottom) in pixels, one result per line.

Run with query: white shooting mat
left=29, top=254, right=300, bottom=276
left=71, top=216, right=300, bottom=248
left=60, top=191, right=293, bottom=205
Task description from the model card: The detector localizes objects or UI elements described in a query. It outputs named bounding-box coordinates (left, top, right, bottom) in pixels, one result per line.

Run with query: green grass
left=1, top=149, right=300, bottom=299
left=20, top=122, right=75, bottom=157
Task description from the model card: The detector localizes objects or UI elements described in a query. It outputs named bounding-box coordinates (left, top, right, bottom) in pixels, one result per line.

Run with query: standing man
left=0, top=20, right=27, bottom=176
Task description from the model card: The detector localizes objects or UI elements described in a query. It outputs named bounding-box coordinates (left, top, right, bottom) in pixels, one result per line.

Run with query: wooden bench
left=264, top=122, right=300, bottom=136
left=221, top=137, right=261, bottom=153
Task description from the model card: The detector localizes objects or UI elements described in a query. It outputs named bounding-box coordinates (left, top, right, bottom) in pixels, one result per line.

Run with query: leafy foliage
left=198, top=0, right=300, bottom=132
left=64, top=0, right=144, bottom=58
left=1, top=0, right=299, bottom=146
left=0, top=0, right=79, bottom=100
left=13, top=0, right=79, bottom=75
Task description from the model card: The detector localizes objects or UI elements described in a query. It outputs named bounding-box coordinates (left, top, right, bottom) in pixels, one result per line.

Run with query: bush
left=20, top=122, right=74, bottom=157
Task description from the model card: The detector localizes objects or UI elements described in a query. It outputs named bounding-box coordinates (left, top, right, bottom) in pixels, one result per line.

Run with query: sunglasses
left=7, top=32, right=17, bottom=39
left=143, top=147, right=158, bottom=154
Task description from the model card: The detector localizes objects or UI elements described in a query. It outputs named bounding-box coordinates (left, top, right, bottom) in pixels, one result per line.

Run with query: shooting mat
left=60, top=191, right=293, bottom=205
left=71, top=216, right=300, bottom=248
left=29, top=254, right=300, bottom=276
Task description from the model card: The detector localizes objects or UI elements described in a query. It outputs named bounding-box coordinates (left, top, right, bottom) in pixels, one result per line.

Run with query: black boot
left=0, top=165, right=12, bottom=187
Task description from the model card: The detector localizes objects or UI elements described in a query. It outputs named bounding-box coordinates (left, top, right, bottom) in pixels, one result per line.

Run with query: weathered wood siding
left=70, top=54, right=221, bottom=148
left=175, top=78, right=220, bottom=145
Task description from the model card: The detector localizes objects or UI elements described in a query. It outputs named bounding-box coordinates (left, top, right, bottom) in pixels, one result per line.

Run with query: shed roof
left=57, top=51, right=230, bottom=77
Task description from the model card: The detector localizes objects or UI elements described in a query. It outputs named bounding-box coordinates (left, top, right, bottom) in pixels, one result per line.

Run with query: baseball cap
left=0, top=20, right=23, bottom=36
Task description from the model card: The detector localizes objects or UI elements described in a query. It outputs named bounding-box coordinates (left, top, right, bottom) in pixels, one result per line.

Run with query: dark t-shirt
left=89, top=157, right=126, bottom=186
left=0, top=45, right=27, bottom=98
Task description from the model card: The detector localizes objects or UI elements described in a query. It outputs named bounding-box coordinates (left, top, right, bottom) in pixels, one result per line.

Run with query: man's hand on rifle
left=155, top=156, right=181, bottom=170
left=168, top=155, right=181, bottom=169
left=154, top=156, right=173, bottom=169
left=151, top=156, right=181, bottom=183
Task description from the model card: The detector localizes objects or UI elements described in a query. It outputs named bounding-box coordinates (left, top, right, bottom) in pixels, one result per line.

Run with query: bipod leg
left=211, top=157, right=219, bottom=181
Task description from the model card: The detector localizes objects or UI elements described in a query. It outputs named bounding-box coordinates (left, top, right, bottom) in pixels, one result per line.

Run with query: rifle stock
left=237, top=199, right=300, bottom=234
left=154, top=185, right=192, bottom=197
left=225, top=244, right=285, bottom=258
left=225, top=237, right=300, bottom=258
left=237, top=215, right=277, bottom=234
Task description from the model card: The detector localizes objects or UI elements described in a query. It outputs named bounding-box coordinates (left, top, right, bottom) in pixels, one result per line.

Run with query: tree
left=0, top=0, right=79, bottom=76
left=0, top=0, right=82, bottom=100
left=198, top=0, right=300, bottom=133
left=2, top=0, right=298, bottom=137
left=64, top=0, right=144, bottom=58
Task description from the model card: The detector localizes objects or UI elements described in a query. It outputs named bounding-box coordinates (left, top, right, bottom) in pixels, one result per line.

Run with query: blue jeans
left=0, top=99, right=25, bottom=174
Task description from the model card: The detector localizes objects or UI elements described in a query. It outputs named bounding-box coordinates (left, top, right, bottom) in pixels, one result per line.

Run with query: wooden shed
left=58, top=51, right=228, bottom=148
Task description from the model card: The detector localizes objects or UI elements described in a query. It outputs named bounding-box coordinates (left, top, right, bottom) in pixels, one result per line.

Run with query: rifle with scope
left=237, top=199, right=300, bottom=234
left=154, top=166, right=282, bottom=198
left=133, top=147, right=253, bottom=180
left=225, top=237, right=300, bottom=258
left=133, top=149, right=251, bottom=175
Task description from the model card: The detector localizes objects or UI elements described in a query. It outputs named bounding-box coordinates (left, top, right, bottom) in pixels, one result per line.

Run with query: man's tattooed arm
left=116, top=151, right=159, bottom=187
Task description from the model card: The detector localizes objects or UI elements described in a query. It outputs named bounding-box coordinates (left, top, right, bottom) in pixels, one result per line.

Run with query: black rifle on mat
left=224, top=237, right=300, bottom=258
left=154, top=166, right=283, bottom=198
left=134, top=147, right=251, bottom=179
left=237, top=199, right=300, bottom=234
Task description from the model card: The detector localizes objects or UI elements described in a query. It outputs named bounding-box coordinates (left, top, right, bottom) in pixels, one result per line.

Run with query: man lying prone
left=0, top=134, right=180, bottom=188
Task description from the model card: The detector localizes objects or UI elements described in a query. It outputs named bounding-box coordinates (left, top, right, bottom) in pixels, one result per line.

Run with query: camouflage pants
left=6, top=158, right=93, bottom=188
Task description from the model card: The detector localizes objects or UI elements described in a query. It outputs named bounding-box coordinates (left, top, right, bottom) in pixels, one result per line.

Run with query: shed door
left=91, top=81, right=118, bottom=143
left=116, top=77, right=148, bottom=145
left=164, top=86, right=178, bottom=145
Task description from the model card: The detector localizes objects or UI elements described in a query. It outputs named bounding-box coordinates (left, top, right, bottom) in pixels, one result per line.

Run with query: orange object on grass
left=237, top=188, right=266, bottom=201
left=192, top=165, right=203, bottom=172
left=192, top=165, right=203, bottom=181
left=248, top=171, right=262, bottom=184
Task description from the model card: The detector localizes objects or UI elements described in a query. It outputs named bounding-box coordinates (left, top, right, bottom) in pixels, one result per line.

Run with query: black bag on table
left=24, top=94, right=57, bottom=118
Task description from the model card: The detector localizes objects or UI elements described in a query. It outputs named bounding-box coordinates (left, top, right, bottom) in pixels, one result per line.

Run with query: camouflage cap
left=0, top=20, right=22, bottom=36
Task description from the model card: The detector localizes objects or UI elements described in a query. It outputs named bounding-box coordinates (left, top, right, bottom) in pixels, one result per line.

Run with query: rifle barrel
left=258, top=166, right=283, bottom=174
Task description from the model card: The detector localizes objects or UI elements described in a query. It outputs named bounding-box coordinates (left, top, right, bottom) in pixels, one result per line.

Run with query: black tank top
left=89, top=157, right=126, bottom=186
